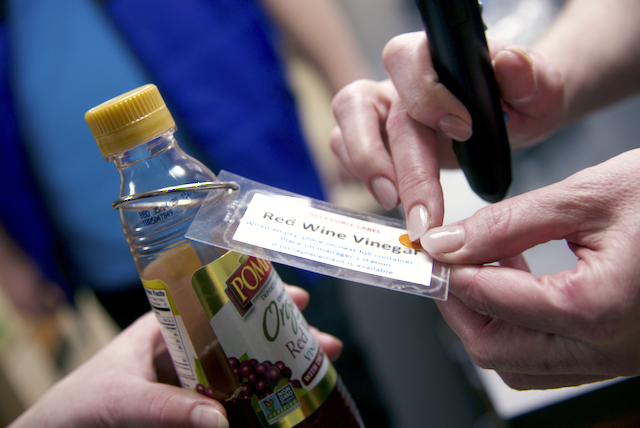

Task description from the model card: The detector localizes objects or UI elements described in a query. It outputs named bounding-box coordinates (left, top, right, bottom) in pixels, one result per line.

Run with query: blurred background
left=2, top=0, right=640, bottom=427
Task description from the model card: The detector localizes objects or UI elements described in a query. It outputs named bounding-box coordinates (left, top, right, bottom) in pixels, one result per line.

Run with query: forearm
left=532, top=0, right=640, bottom=126
left=261, top=0, right=373, bottom=93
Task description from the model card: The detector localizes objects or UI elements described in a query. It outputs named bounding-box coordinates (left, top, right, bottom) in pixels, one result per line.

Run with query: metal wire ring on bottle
left=111, top=181, right=239, bottom=209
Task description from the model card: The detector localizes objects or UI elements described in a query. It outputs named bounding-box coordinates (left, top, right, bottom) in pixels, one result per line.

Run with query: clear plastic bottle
left=85, top=84, right=364, bottom=427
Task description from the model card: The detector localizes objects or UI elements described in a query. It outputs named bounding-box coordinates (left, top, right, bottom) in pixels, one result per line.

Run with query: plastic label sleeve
left=186, top=171, right=449, bottom=300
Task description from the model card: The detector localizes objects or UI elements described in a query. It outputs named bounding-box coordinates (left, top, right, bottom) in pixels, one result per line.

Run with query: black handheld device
left=415, top=0, right=511, bottom=202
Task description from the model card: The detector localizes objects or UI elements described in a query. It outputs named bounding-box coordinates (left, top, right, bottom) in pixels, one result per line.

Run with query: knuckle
left=404, top=78, right=446, bottom=119
left=468, top=203, right=516, bottom=258
left=331, top=83, right=357, bottom=117
left=331, top=79, right=373, bottom=117
left=382, top=31, right=426, bottom=66
left=381, top=34, right=410, bottom=65
left=395, top=163, right=438, bottom=197
left=349, top=149, right=378, bottom=173
left=384, top=103, right=409, bottom=134
left=465, top=340, right=496, bottom=371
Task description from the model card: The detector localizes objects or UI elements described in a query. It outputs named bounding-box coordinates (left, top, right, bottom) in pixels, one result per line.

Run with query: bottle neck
left=108, top=126, right=217, bottom=203
left=107, top=127, right=177, bottom=168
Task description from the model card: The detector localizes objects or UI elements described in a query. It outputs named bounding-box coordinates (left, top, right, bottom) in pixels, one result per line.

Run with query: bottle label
left=141, top=280, right=210, bottom=390
left=192, top=252, right=335, bottom=427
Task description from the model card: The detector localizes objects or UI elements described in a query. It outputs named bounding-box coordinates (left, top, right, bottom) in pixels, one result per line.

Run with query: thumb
left=493, top=46, right=538, bottom=105
left=186, top=403, right=229, bottom=428
left=490, top=41, right=565, bottom=149
left=419, top=184, right=574, bottom=265
left=118, top=384, right=229, bottom=428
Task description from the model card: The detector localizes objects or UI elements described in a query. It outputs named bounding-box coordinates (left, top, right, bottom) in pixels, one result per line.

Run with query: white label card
left=232, top=193, right=433, bottom=287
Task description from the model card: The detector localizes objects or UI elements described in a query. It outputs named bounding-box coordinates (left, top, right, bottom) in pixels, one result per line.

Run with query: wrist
left=531, top=0, right=640, bottom=126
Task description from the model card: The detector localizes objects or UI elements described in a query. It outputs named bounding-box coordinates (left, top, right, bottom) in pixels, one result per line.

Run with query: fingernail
left=318, top=331, right=344, bottom=347
left=420, top=224, right=465, bottom=254
left=496, top=47, right=537, bottom=103
left=371, top=176, right=399, bottom=211
left=407, top=204, right=430, bottom=242
left=437, top=114, right=473, bottom=141
left=190, top=405, right=229, bottom=428
left=505, top=46, right=534, bottom=69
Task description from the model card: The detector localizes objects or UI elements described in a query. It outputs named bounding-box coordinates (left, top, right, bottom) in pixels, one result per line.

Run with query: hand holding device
left=416, top=0, right=512, bottom=202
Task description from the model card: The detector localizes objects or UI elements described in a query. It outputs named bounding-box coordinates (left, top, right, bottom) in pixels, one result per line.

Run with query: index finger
left=386, top=98, right=445, bottom=238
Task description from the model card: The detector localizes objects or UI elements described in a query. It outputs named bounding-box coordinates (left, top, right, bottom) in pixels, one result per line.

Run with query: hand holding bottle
left=10, top=285, right=343, bottom=428
left=85, top=84, right=362, bottom=427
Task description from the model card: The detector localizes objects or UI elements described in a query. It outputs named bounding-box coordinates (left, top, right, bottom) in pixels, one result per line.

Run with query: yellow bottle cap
left=85, top=84, right=176, bottom=158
